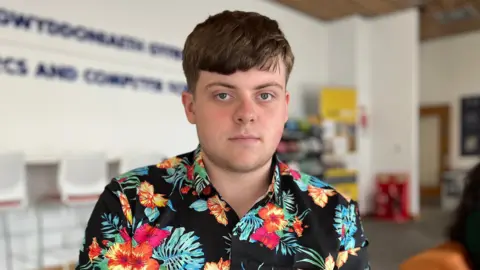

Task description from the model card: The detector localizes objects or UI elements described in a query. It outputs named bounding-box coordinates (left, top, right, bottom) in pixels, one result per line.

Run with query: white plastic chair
left=0, top=152, right=28, bottom=211
left=0, top=152, right=31, bottom=269
left=57, top=152, right=109, bottom=205
left=39, top=152, right=109, bottom=269
left=119, top=152, right=167, bottom=173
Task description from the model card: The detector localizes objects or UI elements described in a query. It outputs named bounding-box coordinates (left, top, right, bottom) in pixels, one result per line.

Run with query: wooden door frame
left=419, top=105, right=450, bottom=197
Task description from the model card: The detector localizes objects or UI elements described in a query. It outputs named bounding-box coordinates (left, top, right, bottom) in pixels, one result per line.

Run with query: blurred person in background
left=401, top=161, right=480, bottom=270
left=448, top=161, right=480, bottom=269
left=76, top=10, right=370, bottom=270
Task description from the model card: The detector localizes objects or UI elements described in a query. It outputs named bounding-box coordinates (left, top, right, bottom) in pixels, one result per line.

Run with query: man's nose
left=233, top=98, right=257, bottom=124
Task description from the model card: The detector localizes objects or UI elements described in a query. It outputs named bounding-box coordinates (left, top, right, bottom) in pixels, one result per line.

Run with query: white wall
left=369, top=9, right=420, bottom=215
left=326, top=9, right=420, bottom=215
left=420, top=30, right=480, bottom=169
left=0, top=1, right=328, bottom=268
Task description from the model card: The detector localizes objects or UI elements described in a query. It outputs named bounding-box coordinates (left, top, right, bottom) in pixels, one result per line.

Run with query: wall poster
left=460, top=95, right=480, bottom=156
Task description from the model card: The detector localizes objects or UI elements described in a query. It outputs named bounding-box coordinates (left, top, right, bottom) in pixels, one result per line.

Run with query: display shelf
left=277, top=118, right=324, bottom=179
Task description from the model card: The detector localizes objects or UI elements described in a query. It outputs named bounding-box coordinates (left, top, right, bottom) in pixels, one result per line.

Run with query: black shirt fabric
left=77, top=147, right=370, bottom=269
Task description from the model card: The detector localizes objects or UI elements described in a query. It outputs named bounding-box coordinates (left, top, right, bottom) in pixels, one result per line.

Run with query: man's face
left=181, top=64, right=290, bottom=173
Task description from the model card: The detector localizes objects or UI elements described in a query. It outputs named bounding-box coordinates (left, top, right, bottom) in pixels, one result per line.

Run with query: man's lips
left=229, top=135, right=260, bottom=140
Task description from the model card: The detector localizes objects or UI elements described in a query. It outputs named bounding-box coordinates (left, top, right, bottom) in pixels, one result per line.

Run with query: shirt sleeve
left=466, top=211, right=480, bottom=269
left=336, top=200, right=371, bottom=270
left=76, top=181, right=133, bottom=269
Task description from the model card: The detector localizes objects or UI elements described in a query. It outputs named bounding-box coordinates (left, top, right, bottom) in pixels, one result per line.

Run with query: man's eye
left=216, top=93, right=230, bottom=100
left=259, top=93, right=273, bottom=100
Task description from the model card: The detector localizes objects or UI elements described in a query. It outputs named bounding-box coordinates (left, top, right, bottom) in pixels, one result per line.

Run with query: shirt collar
left=189, top=146, right=286, bottom=205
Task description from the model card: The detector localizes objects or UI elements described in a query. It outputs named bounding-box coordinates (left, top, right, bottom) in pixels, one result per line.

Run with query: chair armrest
left=400, top=242, right=471, bottom=270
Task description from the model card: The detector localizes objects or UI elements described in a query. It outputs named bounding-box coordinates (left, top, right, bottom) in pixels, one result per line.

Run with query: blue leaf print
left=152, top=227, right=205, bottom=270
left=273, top=165, right=281, bottom=195
left=282, top=190, right=296, bottom=213
left=189, top=199, right=208, bottom=212
left=223, top=234, right=232, bottom=254
left=234, top=208, right=263, bottom=241
left=276, top=233, right=302, bottom=256
left=100, top=213, right=121, bottom=239
left=334, top=204, right=358, bottom=250
left=344, top=235, right=357, bottom=250
left=130, top=166, right=150, bottom=176
left=165, top=166, right=188, bottom=197
left=296, top=247, right=325, bottom=269
left=168, top=200, right=176, bottom=212
left=144, top=207, right=160, bottom=222
left=309, top=176, right=330, bottom=188
left=294, top=180, right=308, bottom=191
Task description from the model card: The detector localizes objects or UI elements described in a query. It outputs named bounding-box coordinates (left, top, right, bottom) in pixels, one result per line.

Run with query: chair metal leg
left=1, top=213, right=13, bottom=270
left=35, top=207, right=44, bottom=269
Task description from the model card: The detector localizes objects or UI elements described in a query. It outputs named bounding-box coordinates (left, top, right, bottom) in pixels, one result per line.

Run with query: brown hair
left=182, top=10, right=294, bottom=92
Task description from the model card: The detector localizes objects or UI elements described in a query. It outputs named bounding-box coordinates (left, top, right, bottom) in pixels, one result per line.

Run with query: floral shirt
left=77, top=147, right=370, bottom=270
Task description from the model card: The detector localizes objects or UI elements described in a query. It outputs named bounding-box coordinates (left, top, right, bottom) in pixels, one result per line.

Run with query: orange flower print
left=258, top=203, right=288, bottom=232
left=324, top=254, right=335, bottom=270
left=88, top=237, right=101, bottom=262
left=336, top=251, right=348, bottom=268
left=250, top=226, right=280, bottom=250
left=292, top=217, right=304, bottom=237
left=195, top=152, right=205, bottom=167
left=105, top=241, right=159, bottom=270
left=307, top=185, right=336, bottom=208
left=186, top=164, right=194, bottom=180
left=278, top=162, right=290, bottom=175
left=139, top=182, right=168, bottom=209
left=336, top=248, right=360, bottom=268
left=207, top=195, right=230, bottom=225
left=204, top=258, right=231, bottom=270
left=119, top=192, right=133, bottom=225
left=278, top=162, right=301, bottom=179
left=156, top=157, right=182, bottom=169
left=202, top=185, right=212, bottom=196
left=181, top=186, right=191, bottom=194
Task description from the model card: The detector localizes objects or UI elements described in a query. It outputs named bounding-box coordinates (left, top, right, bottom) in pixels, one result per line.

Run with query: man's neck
left=201, top=155, right=273, bottom=217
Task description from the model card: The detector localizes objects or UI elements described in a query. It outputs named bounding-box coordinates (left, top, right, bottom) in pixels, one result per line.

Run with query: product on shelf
left=277, top=118, right=324, bottom=179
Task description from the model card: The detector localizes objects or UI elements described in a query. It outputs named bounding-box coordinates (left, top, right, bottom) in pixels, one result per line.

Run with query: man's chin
left=225, top=155, right=272, bottom=173
left=225, top=163, right=263, bottom=174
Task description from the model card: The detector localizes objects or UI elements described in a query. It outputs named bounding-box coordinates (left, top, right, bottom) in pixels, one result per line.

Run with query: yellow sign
left=332, top=182, right=359, bottom=201
left=320, top=87, right=357, bottom=123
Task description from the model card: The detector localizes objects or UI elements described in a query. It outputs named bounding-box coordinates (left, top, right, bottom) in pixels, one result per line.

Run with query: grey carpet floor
left=363, top=206, right=452, bottom=269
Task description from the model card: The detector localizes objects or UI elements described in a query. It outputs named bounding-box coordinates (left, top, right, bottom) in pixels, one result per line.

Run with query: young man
left=77, top=10, right=370, bottom=270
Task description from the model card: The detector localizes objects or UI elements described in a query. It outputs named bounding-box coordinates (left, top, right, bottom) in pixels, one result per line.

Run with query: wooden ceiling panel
left=275, top=0, right=335, bottom=20
left=273, top=0, right=480, bottom=40
left=350, top=0, right=399, bottom=16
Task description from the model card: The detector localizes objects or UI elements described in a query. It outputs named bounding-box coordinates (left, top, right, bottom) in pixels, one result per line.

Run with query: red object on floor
left=374, top=173, right=410, bottom=222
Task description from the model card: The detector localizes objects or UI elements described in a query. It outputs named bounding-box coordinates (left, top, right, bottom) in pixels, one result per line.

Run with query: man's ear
left=182, top=91, right=196, bottom=124
left=284, top=91, right=290, bottom=123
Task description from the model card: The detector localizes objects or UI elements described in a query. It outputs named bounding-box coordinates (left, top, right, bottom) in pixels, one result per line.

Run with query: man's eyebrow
left=254, top=82, right=284, bottom=90
left=205, top=82, right=236, bottom=89
left=204, top=82, right=284, bottom=90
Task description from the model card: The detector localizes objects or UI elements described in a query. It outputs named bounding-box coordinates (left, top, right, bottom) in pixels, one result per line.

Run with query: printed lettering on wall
left=0, top=7, right=187, bottom=94
left=0, top=55, right=187, bottom=94
left=0, top=7, right=183, bottom=61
